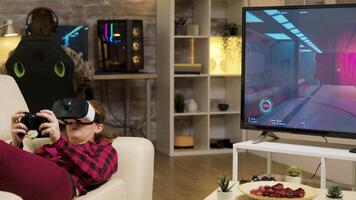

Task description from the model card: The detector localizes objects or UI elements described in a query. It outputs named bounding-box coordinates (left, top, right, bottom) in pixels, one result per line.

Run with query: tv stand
left=233, top=140, right=356, bottom=189
left=252, top=131, right=279, bottom=144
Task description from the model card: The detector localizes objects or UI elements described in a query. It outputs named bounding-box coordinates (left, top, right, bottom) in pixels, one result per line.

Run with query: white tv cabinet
left=233, top=140, right=356, bottom=188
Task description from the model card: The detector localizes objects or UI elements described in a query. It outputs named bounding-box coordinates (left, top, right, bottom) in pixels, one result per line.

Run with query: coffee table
left=204, top=185, right=356, bottom=200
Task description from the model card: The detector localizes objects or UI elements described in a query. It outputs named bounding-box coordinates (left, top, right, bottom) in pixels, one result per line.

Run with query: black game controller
left=20, top=112, right=48, bottom=137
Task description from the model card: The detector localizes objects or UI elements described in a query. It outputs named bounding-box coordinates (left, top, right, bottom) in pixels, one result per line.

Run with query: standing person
left=0, top=100, right=118, bottom=200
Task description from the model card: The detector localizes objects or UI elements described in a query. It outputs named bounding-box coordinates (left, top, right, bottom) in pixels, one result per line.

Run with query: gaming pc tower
left=97, top=20, right=144, bottom=72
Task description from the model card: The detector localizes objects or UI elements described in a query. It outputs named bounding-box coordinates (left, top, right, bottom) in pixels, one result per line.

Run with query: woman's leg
left=0, top=140, right=73, bottom=200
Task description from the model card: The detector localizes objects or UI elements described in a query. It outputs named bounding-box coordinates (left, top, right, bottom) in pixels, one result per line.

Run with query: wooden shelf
left=209, top=111, right=240, bottom=115
left=174, top=112, right=209, bottom=116
left=174, top=35, right=210, bottom=39
left=208, top=148, right=233, bottom=153
left=210, top=74, right=241, bottom=77
left=174, top=74, right=209, bottom=78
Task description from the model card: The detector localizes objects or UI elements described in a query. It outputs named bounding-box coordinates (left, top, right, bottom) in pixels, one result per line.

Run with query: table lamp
left=0, top=20, right=20, bottom=66
left=0, top=20, right=18, bottom=37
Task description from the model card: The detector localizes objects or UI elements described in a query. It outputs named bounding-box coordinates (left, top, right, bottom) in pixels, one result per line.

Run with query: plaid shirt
left=35, top=135, right=118, bottom=196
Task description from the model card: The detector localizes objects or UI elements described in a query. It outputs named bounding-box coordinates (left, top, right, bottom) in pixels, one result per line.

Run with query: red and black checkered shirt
left=35, top=135, right=118, bottom=196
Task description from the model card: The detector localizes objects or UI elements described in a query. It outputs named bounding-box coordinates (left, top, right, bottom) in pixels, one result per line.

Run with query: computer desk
left=93, top=72, right=157, bottom=139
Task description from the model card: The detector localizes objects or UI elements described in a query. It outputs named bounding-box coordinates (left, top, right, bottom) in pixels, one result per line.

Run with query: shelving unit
left=157, top=0, right=248, bottom=156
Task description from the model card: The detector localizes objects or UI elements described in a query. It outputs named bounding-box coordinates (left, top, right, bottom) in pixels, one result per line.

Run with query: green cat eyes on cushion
left=13, top=61, right=66, bottom=78
left=54, top=61, right=66, bottom=77
left=13, top=62, right=25, bottom=78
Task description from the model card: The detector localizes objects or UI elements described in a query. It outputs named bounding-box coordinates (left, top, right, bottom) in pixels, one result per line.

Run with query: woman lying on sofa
left=0, top=100, right=118, bottom=200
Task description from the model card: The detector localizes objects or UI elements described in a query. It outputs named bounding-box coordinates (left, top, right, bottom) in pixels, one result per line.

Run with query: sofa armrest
left=112, top=137, right=154, bottom=200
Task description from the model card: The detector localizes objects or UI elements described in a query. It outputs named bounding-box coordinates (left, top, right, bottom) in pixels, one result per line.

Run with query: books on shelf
left=174, top=63, right=202, bottom=74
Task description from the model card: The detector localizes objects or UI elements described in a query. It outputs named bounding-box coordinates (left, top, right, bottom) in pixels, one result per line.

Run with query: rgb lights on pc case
left=97, top=19, right=144, bottom=72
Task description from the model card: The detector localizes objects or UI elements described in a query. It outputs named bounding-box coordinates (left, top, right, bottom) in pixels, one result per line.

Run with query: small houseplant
left=285, top=166, right=302, bottom=184
left=220, top=23, right=239, bottom=54
left=175, top=16, right=187, bottom=35
left=216, top=175, right=235, bottom=200
left=175, top=93, right=185, bottom=113
left=326, top=185, right=343, bottom=200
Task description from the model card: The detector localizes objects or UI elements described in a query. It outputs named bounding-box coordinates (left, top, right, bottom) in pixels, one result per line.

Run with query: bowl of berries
left=238, top=181, right=318, bottom=200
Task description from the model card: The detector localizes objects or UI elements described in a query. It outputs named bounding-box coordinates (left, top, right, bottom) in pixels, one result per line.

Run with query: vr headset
left=52, top=98, right=103, bottom=124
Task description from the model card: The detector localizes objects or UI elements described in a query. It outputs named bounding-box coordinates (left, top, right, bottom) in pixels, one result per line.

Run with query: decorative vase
left=187, top=24, right=199, bottom=35
left=218, top=103, right=229, bottom=111
left=217, top=191, right=233, bottom=200
left=285, top=176, right=302, bottom=184
left=214, top=57, right=224, bottom=74
left=186, top=99, right=198, bottom=112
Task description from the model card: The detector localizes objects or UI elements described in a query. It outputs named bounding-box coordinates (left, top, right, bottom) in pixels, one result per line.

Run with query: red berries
left=250, top=183, right=305, bottom=198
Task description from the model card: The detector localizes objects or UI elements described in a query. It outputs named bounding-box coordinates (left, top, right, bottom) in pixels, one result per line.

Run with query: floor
left=153, top=151, right=314, bottom=200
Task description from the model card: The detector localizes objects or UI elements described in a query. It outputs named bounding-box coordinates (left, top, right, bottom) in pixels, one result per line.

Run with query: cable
left=310, top=136, right=328, bottom=179
left=103, top=80, right=147, bottom=138
left=310, top=163, right=321, bottom=180
left=104, top=81, right=126, bottom=128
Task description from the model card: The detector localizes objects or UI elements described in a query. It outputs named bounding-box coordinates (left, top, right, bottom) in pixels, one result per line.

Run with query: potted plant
left=285, top=166, right=302, bottom=184
left=220, top=23, right=239, bottom=54
left=216, top=175, right=235, bottom=200
left=175, top=93, right=185, bottom=113
left=175, top=16, right=187, bottom=35
left=326, top=185, right=343, bottom=200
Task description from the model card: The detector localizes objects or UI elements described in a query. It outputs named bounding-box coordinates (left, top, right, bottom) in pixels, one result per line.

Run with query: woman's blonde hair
left=89, top=100, right=117, bottom=142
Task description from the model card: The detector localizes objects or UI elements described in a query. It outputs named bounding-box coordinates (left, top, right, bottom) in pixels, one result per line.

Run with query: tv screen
left=55, top=25, right=88, bottom=60
left=241, top=4, right=356, bottom=139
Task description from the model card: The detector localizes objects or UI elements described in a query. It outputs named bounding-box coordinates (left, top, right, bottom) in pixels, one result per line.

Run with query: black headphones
left=25, top=7, right=58, bottom=35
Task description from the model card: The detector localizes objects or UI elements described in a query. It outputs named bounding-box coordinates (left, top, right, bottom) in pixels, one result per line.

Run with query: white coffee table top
left=0, top=191, right=22, bottom=200
left=204, top=185, right=356, bottom=200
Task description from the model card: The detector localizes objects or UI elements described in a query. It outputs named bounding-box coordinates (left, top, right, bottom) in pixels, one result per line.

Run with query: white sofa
left=0, top=75, right=154, bottom=200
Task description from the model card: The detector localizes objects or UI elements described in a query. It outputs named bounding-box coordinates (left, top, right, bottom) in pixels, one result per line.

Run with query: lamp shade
left=4, top=20, right=18, bottom=37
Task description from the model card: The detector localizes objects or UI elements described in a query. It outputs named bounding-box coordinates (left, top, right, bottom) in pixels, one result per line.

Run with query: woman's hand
left=37, top=110, right=61, bottom=143
left=11, top=111, right=29, bottom=147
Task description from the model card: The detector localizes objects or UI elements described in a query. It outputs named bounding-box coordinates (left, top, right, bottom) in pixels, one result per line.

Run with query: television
left=241, top=4, right=356, bottom=140
left=55, top=25, right=88, bottom=60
